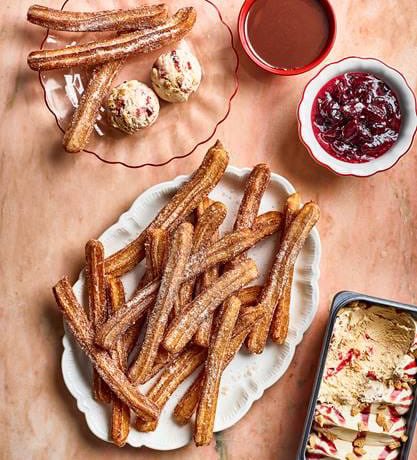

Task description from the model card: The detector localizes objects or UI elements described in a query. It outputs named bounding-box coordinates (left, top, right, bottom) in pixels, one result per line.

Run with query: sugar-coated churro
left=129, top=222, right=194, bottom=384
left=104, top=140, right=229, bottom=276
left=192, top=256, right=219, bottom=347
left=128, top=228, right=169, bottom=353
left=235, top=285, right=262, bottom=306
left=63, top=60, right=124, bottom=153
left=174, top=201, right=226, bottom=316
left=96, top=212, right=281, bottom=350
left=53, top=277, right=159, bottom=421
left=234, top=164, right=271, bottom=231
left=174, top=305, right=265, bottom=425
left=107, top=277, right=130, bottom=447
left=226, top=163, right=270, bottom=269
left=144, top=229, right=168, bottom=281
left=247, top=202, right=320, bottom=354
left=85, top=239, right=111, bottom=404
left=270, top=193, right=301, bottom=344
left=135, top=346, right=207, bottom=432
left=196, top=164, right=269, bottom=345
left=194, top=296, right=240, bottom=446
left=27, top=4, right=168, bottom=32
left=96, top=279, right=158, bottom=350
left=28, top=8, right=197, bottom=71
left=183, top=211, right=281, bottom=280
left=163, top=259, right=258, bottom=354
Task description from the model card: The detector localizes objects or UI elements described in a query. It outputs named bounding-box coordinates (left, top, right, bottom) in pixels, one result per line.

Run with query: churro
left=195, top=164, right=270, bottom=346
left=129, top=222, right=194, bottom=384
left=124, top=228, right=169, bottom=360
left=28, top=8, right=196, bottom=71
left=135, top=346, right=207, bottom=432
left=270, top=193, right=301, bottom=344
left=163, top=259, right=259, bottom=354
left=107, top=277, right=130, bottom=447
left=175, top=200, right=226, bottom=317
left=95, top=212, right=281, bottom=350
left=104, top=140, right=229, bottom=277
left=63, top=60, right=124, bottom=153
left=184, top=211, right=281, bottom=280
left=85, top=240, right=111, bottom=404
left=234, top=164, right=271, bottom=231
left=192, top=256, right=219, bottom=347
left=27, top=4, right=168, bottom=32
left=144, top=229, right=168, bottom=281
left=174, top=305, right=265, bottom=425
left=247, top=202, right=320, bottom=354
left=235, top=285, right=262, bottom=306
left=194, top=296, right=241, bottom=446
left=53, top=277, right=159, bottom=421
left=226, top=163, right=270, bottom=269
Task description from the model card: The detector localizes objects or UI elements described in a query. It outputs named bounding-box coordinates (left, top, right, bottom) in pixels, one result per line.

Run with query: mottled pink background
left=0, top=0, right=416, bottom=458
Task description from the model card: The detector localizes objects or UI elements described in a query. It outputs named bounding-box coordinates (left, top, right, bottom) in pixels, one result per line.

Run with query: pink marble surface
left=0, top=0, right=416, bottom=459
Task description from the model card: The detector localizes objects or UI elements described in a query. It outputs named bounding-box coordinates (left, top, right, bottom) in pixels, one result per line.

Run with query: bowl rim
left=237, top=0, right=337, bottom=76
left=297, top=56, right=417, bottom=177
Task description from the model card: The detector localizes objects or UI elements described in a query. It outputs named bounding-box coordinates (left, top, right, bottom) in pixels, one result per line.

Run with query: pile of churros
left=26, top=3, right=196, bottom=152
left=53, top=140, right=320, bottom=446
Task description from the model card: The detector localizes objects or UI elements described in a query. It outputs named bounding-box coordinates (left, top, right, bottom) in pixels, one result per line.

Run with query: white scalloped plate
left=62, top=166, right=321, bottom=450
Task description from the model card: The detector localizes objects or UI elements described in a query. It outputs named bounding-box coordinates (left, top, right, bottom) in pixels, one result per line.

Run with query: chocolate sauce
left=245, top=0, right=330, bottom=69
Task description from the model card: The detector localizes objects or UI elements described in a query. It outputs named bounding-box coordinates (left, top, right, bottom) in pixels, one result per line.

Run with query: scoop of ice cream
left=107, top=80, right=159, bottom=134
left=151, top=48, right=202, bottom=103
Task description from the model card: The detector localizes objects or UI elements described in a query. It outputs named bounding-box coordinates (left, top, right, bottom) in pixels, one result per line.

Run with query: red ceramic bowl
left=238, top=0, right=337, bottom=76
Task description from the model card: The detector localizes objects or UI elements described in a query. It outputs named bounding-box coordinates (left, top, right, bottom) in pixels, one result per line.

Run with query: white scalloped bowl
left=62, top=166, right=321, bottom=450
left=298, top=57, right=417, bottom=177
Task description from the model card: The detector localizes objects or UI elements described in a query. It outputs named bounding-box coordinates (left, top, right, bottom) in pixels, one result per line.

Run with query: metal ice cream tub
left=297, top=291, right=417, bottom=460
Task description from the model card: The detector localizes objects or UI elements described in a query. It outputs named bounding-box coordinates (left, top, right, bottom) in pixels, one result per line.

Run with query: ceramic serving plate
left=61, top=166, right=321, bottom=449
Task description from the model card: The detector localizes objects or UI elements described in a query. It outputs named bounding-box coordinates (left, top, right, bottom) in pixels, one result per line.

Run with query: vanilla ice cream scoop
left=107, top=80, right=160, bottom=134
left=151, top=48, right=202, bottom=103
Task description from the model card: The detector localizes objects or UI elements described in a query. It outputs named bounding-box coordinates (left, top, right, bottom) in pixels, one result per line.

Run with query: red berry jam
left=311, top=72, right=401, bottom=163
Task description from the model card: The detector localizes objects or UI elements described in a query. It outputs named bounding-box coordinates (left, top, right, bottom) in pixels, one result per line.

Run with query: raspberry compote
left=311, top=72, right=401, bottom=163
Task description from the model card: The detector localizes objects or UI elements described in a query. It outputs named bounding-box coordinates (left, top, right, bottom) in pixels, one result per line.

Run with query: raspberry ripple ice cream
left=306, top=302, right=417, bottom=459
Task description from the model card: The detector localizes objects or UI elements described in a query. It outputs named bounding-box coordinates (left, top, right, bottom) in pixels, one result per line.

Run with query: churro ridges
left=270, top=193, right=301, bottom=344
left=247, top=202, right=320, bottom=354
left=234, top=164, right=271, bottom=231
left=104, top=140, right=229, bottom=276
left=174, top=200, right=226, bottom=317
left=163, top=259, right=259, bottom=354
left=190, top=201, right=225, bottom=344
left=63, top=60, right=124, bottom=153
left=53, top=277, right=160, bottom=421
left=27, top=3, right=168, bottom=32
left=173, top=305, right=266, bottom=425
left=128, top=222, right=194, bottom=384
left=135, top=346, right=207, bottom=432
left=28, top=8, right=197, bottom=71
left=85, top=239, right=112, bottom=404
left=96, top=211, right=281, bottom=351
left=194, top=296, right=241, bottom=446
left=184, top=211, right=282, bottom=280
left=107, top=277, right=130, bottom=447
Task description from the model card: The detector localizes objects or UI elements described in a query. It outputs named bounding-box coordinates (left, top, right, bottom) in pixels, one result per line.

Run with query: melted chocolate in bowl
left=245, top=0, right=330, bottom=70
left=311, top=72, right=402, bottom=163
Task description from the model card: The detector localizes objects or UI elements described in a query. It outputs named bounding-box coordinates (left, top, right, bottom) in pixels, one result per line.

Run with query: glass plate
left=38, top=0, right=239, bottom=167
